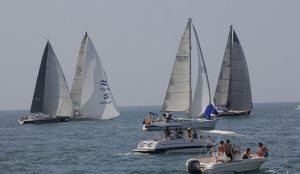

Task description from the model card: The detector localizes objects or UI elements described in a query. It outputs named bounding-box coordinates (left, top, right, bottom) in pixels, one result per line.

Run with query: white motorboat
left=133, top=131, right=214, bottom=154
left=143, top=19, right=218, bottom=131
left=186, top=155, right=268, bottom=174
left=185, top=130, right=269, bottom=174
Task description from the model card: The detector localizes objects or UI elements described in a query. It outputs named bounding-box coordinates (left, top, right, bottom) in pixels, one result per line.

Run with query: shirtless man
left=218, top=141, right=225, bottom=156
left=256, top=142, right=268, bottom=157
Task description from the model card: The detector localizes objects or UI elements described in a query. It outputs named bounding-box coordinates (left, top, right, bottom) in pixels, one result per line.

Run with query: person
left=165, top=112, right=172, bottom=122
left=187, top=128, right=192, bottom=138
left=223, top=139, right=233, bottom=161
left=164, top=127, right=171, bottom=140
left=192, top=130, right=198, bottom=139
left=243, top=148, right=251, bottom=159
left=218, top=141, right=225, bottom=156
left=256, top=142, right=268, bottom=157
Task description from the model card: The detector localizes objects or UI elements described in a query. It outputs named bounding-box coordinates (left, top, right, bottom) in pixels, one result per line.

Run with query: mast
left=188, top=18, right=192, bottom=115
left=226, top=25, right=233, bottom=108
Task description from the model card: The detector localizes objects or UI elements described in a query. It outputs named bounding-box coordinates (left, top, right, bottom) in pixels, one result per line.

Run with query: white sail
left=31, top=41, right=73, bottom=116
left=190, top=25, right=211, bottom=117
left=70, top=33, right=120, bottom=119
left=162, top=19, right=192, bottom=112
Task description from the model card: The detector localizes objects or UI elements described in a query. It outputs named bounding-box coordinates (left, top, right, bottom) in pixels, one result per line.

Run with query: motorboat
left=186, top=155, right=268, bottom=174
left=133, top=130, right=214, bottom=154
left=18, top=113, right=70, bottom=124
left=185, top=130, right=269, bottom=173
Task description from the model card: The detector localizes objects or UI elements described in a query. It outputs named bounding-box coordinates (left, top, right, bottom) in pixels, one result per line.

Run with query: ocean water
left=0, top=102, right=299, bottom=174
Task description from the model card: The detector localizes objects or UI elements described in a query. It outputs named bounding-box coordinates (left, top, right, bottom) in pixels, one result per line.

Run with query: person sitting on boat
left=243, top=148, right=251, bottom=159
left=256, top=142, right=268, bottom=157
left=218, top=141, right=225, bottom=156
left=164, top=127, right=171, bottom=140
left=187, top=128, right=192, bottom=139
left=192, top=130, right=198, bottom=139
left=224, top=139, right=233, bottom=161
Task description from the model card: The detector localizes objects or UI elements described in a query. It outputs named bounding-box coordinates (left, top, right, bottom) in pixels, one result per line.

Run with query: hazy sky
left=1, top=0, right=300, bottom=110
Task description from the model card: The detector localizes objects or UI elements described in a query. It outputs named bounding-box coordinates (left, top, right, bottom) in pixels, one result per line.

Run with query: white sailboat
left=70, top=33, right=120, bottom=120
left=18, top=41, right=73, bottom=124
left=143, top=19, right=217, bottom=131
left=214, top=25, right=252, bottom=116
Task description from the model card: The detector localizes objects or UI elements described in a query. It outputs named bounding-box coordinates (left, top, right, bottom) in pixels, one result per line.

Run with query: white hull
left=186, top=155, right=269, bottom=174
left=133, top=137, right=214, bottom=154
left=143, top=118, right=217, bottom=131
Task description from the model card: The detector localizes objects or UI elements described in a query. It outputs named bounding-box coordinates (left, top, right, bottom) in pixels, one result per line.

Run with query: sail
left=70, top=33, right=120, bottom=119
left=190, top=24, right=211, bottom=117
left=162, top=19, right=192, bottom=112
left=227, top=30, right=252, bottom=110
left=214, top=26, right=252, bottom=111
left=213, top=26, right=232, bottom=108
left=30, top=41, right=73, bottom=116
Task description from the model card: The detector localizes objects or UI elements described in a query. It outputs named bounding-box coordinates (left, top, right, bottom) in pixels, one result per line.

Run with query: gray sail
left=30, top=41, right=73, bottom=116
left=214, top=26, right=252, bottom=111
left=213, top=26, right=232, bottom=108
left=30, top=43, right=48, bottom=113
left=228, top=30, right=252, bottom=110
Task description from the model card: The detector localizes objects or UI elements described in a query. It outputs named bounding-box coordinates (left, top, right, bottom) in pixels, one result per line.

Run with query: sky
left=0, top=0, right=300, bottom=110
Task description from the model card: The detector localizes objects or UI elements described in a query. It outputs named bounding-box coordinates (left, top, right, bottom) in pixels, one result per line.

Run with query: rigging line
left=278, top=112, right=289, bottom=174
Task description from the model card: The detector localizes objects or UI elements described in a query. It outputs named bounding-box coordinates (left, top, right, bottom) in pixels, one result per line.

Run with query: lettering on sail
left=176, top=56, right=189, bottom=62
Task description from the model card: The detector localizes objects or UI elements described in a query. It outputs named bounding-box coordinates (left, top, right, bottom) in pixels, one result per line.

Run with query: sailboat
left=70, top=33, right=120, bottom=120
left=213, top=25, right=252, bottom=116
left=18, top=41, right=73, bottom=124
left=143, top=19, right=218, bottom=131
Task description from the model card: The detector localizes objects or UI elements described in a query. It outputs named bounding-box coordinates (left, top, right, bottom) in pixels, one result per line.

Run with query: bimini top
left=202, top=130, right=243, bottom=136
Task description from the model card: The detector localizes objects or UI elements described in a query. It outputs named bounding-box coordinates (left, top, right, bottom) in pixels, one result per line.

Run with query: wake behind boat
left=214, top=25, right=252, bottom=117
left=143, top=19, right=218, bottom=131
left=18, top=41, right=73, bottom=124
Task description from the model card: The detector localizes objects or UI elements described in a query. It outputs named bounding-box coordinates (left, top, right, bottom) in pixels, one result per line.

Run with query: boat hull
left=186, top=157, right=268, bottom=174
left=217, top=110, right=251, bottom=117
left=143, top=118, right=217, bottom=131
left=18, top=116, right=70, bottom=124
left=133, top=138, right=214, bottom=154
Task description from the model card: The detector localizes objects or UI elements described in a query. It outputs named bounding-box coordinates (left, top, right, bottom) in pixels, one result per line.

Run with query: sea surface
left=0, top=102, right=299, bottom=174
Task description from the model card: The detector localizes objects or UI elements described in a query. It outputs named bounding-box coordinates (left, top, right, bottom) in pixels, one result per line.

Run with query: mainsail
left=30, top=41, right=73, bottom=116
left=162, top=19, right=212, bottom=117
left=70, top=33, right=120, bottom=119
left=214, top=26, right=252, bottom=111
left=162, top=19, right=192, bottom=112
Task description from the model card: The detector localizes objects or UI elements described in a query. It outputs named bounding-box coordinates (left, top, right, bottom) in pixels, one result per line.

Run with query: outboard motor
left=187, top=159, right=201, bottom=174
